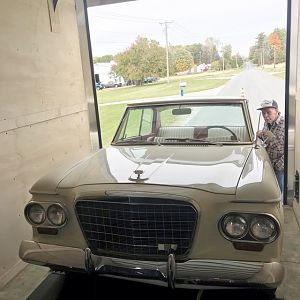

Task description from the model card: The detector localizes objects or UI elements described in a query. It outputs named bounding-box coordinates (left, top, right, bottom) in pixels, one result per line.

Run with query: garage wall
left=292, top=0, right=300, bottom=223
left=0, top=0, right=93, bottom=287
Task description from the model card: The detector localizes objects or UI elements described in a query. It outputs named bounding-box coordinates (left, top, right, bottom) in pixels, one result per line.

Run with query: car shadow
left=27, top=272, right=280, bottom=300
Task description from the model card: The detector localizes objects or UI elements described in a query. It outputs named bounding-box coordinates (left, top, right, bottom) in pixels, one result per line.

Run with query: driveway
left=188, top=68, right=285, bottom=127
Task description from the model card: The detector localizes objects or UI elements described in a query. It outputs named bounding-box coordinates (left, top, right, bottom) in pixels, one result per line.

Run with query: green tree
left=230, top=53, right=243, bottom=68
left=249, top=29, right=286, bottom=66
left=184, top=43, right=203, bottom=65
left=211, top=60, right=221, bottom=71
left=220, top=44, right=232, bottom=70
left=202, top=37, right=219, bottom=64
left=113, top=37, right=166, bottom=85
left=171, top=47, right=194, bottom=72
left=93, top=55, right=114, bottom=64
left=249, top=32, right=271, bottom=66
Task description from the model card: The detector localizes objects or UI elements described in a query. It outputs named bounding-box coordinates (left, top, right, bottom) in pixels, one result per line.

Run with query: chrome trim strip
left=20, top=241, right=283, bottom=289
left=85, top=247, right=94, bottom=273
left=92, top=256, right=263, bottom=281
left=167, top=253, right=176, bottom=289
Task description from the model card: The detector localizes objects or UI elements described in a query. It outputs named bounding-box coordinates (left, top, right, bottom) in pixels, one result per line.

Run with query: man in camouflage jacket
left=257, top=99, right=285, bottom=194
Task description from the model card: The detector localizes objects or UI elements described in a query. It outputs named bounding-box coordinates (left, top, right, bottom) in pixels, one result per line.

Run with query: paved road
left=218, top=68, right=285, bottom=126
left=189, top=68, right=285, bottom=127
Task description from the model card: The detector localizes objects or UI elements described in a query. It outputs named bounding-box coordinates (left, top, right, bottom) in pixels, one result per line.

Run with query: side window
left=140, top=109, right=153, bottom=135
left=122, top=108, right=153, bottom=138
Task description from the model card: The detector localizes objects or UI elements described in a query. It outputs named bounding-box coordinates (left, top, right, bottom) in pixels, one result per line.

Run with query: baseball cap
left=257, top=99, right=278, bottom=110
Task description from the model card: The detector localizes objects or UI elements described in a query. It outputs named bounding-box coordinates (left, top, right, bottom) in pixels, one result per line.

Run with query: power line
left=89, top=12, right=164, bottom=24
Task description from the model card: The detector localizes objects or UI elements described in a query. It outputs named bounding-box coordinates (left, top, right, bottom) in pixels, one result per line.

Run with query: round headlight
left=250, top=216, right=277, bottom=242
left=47, top=204, right=67, bottom=226
left=26, top=203, right=45, bottom=225
left=222, top=215, right=248, bottom=239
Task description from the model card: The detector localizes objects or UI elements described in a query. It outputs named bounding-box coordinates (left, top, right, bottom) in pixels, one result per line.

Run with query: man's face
left=261, top=107, right=278, bottom=124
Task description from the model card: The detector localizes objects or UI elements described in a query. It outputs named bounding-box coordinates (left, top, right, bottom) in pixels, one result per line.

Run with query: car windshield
left=112, top=103, right=252, bottom=145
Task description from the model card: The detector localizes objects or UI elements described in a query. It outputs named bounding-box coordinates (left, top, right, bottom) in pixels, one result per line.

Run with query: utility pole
left=260, top=47, right=265, bottom=68
left=220, top=43, right=225, bottom=71
left=222, top=53, right=225, bottom=71
left=160, top=21, right=173, bottom=83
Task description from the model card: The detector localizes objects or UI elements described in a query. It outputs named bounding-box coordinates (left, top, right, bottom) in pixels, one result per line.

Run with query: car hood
left=54, top=145, right=253, bottom=194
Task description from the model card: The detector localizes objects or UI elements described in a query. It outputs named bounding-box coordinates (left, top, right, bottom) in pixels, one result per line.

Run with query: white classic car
left=20, top=97, right=284, bottom=294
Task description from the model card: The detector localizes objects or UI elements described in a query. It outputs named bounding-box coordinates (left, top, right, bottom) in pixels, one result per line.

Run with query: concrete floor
left=0, top=206, right=299, bottom=300
left=276, top=206, right=300, bottom=299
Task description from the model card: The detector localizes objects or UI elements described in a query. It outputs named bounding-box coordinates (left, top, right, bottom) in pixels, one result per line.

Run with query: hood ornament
left=129, top=169, right=148, bottom=182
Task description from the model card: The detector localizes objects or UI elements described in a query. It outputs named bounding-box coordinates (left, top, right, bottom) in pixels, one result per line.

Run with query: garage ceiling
left=87, top=0, right=135, bottom=7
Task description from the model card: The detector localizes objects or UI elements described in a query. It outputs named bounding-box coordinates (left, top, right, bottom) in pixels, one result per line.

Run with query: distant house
left=196, top=64, right=209, bottom=73
left=93, top=61, right=124, bottom=86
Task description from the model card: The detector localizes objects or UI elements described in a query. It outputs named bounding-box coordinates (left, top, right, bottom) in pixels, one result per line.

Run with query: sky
left=87, top=0, right=287, bottom=58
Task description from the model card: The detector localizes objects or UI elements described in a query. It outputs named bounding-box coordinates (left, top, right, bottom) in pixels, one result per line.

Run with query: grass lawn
left=97, top=69, right=242, bottom=147
left=258, top=63, right=285, bottom=79
left=97, top=69, right=241, bottom=104
left=99, top=104, right=126, bottom=147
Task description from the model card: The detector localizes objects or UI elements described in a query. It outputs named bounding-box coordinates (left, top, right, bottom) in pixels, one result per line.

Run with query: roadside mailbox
left=179, top=81, right=187, bottom=96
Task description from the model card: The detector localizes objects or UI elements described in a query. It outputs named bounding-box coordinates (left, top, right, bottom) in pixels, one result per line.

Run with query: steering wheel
left=207, top=125, right=239, bottom=141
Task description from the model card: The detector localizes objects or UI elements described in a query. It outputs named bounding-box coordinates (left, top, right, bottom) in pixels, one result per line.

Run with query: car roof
left=126, top=96, right=248, bottom=107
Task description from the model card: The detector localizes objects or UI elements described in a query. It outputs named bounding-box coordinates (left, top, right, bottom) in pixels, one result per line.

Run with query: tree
left=220, top=44, right=232, bottom=70
left=93, top=55, right=114, bottom=64
left=268, top=31, right=282, bottom=68
left=230, top=53, right=243, bottom=68
left=184, top=43, right=203, bottom=65
left=211, top=60, right=221, bottom=71
left=248, top=32, right=271, bottom=66
left=171, top=47, right=194, bottom=73
left=202, top=37, right=219, bottom=64
left=113, top=37, right=166, bottom=85
left=273, top=28, right=286, bottom=64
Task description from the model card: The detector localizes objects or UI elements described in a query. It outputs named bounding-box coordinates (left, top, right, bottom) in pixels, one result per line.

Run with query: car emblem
left=129, top=169, right=148, bottom=182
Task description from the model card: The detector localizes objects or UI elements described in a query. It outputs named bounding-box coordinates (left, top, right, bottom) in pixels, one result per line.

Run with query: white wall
left=291, top=0, right=300, bottom=223
left=0, top=0, right=93, bottom=287
left=293, top=21, right=300, bottom=223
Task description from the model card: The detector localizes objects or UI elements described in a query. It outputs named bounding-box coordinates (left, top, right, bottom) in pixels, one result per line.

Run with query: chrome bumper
left=19, top=240, right=284, bottom=289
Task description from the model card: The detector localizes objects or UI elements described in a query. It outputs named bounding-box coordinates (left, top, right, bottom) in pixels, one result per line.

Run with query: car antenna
left=254, top=112, right=262, bottom=148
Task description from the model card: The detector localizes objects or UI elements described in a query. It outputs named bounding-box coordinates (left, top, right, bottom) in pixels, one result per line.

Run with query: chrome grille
left=75, top=197, right=197, bottom=259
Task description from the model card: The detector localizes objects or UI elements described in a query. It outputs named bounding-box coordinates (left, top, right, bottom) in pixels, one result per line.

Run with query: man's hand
left=257, top=130, right=265, bottom=139
left=256, top=130, right=275, bottom=142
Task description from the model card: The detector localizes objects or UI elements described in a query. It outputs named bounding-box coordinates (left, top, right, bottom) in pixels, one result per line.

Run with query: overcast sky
left=87, top=0, right=287, bottom=58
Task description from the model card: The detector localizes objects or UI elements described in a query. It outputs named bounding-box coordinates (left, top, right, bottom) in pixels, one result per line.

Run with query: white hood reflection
left=105, top=145, right=252, bottom=194
left=57, top=145, right=255, bottom=194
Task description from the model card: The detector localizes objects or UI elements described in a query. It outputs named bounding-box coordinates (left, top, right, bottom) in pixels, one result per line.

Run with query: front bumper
left=19, top=240, right=284, bottom=289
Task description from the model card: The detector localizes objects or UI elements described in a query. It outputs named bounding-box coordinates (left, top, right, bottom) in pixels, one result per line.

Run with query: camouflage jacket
left=262, top=113, right=285, bottom=171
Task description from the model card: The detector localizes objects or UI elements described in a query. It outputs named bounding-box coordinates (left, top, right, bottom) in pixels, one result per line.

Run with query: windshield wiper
left=163, top=138, right=223, bottom=145
left=113, top=140, right=158, bottom=145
